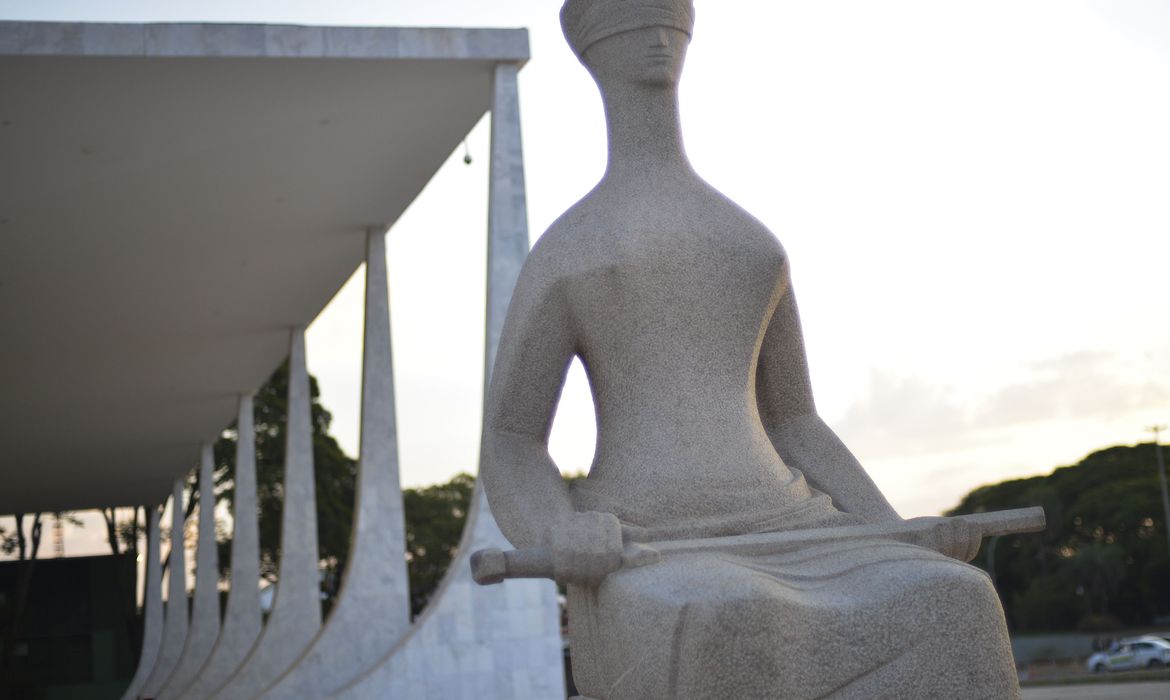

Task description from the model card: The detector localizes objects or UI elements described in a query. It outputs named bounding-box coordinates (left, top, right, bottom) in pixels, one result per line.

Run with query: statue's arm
left=480, top=260, right=581, bottom=550
left=756, top=287, right=902, bottom=523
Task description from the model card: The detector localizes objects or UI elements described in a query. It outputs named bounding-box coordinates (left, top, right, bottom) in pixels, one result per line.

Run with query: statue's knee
left=921, top=563, right=1006, bottom=629
left=946, top=565, right=998, bottom=603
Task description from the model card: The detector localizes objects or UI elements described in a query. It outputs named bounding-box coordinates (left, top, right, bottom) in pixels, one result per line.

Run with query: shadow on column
left=210, top=329, right=322, bottom=700
left=138, top=480, right=190, bottom=699
left=177, top=396, right=263, bottom=700
left=156, top=445, right=220, bottom=699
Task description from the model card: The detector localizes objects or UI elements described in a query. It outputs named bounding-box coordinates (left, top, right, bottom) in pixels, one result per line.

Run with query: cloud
left=831, top=350, right=1170, bottom=463
left=972, top=351, right=1170, bottom=429
left=832, top=370, right=982, bottom=459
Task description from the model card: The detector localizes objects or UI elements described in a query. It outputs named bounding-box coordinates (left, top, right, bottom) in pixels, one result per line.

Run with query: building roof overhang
left=0, top=21, right=528, bottom=514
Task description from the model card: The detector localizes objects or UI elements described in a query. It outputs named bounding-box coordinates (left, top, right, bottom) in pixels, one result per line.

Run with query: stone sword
left=470, top=506, right=1046, bottom=585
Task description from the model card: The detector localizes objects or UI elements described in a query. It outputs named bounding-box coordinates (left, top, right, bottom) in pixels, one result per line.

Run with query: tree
left=401, top=471, right=588, bottom=615
left=201, top=361, right=573, bottom=617
left=211, top=360, right=357, bottom=603
left=948, top=443, right=1170, bottom=632
left=402, top=474, right=474, bottom=616
left=0, top=513, right=41, bottom=562
left=204, top=360, right=483, bottom=614
left=100, top=506, right=142, bottom=559
left=0, top=513, right=44, bottom=683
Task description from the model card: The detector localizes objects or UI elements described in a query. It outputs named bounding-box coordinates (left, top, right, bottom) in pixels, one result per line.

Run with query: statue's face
left=583, top=25, right=689, bottom=88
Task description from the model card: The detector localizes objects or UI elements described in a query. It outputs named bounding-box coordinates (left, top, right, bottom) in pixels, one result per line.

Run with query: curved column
left=157, top=445, right=221, bottom=698
left=331, top=62, right=565, bottom=700
left=118, top=505, right=164, bottom=700
left=329, top=489, right=562, bottom=699
left=260, top=229, right=411, bottom=699
left=178, top=396, right=263, bottom=700
left=212, top=328, right=322, bottom=700
left=483, top=62, right=532, bottom=381
left=139, top=480, right=190, bottom=699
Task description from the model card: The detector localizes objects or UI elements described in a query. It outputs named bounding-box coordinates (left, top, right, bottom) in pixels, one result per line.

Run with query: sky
left=3, top=0, right=1170, bottom=560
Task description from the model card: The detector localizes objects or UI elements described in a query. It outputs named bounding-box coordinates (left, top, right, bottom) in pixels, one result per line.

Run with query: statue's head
left=561, top=0, right=695, bottom=88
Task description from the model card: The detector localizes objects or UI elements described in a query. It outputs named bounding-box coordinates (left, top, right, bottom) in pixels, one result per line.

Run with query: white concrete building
left=0, top=20, right=563, bottom=700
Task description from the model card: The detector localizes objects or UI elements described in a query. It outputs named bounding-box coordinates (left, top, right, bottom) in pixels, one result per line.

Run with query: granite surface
left=479, top=1, right=1021, bottom=697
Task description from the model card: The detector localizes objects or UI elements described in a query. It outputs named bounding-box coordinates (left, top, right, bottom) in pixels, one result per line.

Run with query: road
left=1022, top=681, right=1170, bottom=699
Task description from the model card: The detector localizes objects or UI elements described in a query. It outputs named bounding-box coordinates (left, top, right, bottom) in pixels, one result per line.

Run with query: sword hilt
left=470, top=542, right=659, bottom=585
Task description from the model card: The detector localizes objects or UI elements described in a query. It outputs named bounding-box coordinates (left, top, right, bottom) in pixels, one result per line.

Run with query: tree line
left=948, top=443, right=1170, bottom=632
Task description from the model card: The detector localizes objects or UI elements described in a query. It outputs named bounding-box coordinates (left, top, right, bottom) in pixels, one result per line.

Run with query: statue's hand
left=548, top=511, right=624, bottom=586
left=907, top=516, right=982, bottom=562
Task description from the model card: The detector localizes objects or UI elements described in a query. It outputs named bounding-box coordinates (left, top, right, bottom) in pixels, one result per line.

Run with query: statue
left=478, top=1, right=1034, bottom=697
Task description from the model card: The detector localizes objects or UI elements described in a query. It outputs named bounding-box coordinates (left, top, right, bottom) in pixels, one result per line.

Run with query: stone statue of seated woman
left=480, top=1, right=1022, bottom=697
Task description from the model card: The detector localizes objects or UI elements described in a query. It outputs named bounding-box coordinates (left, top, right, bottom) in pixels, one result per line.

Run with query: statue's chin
left=632, top=72, right=679, bottom=89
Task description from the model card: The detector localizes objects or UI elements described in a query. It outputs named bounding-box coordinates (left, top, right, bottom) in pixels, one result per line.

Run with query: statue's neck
left=600, top=83, right=693, bottom=181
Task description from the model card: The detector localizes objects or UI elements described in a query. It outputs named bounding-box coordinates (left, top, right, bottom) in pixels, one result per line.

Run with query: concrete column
left=178, top=396, right=263, bottom=700
left=331, top=62, right=565, bottom=700
left=260, top=229, right=411, bottom=699
left=212, top=328, right=322, bottom=700
left=118, top=506, right=164, bottom=700
left=139, top=480, right=190, bottom=699
left=484, top=63, right=531, bottom=380
left=157, top=445, right=221, bottom=698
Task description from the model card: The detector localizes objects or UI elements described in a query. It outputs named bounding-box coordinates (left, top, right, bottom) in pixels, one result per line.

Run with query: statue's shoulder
left=526, top=196, right=610, bottom=272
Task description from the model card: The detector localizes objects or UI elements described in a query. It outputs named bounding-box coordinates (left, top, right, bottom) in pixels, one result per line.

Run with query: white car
left=1087, top=636, right=1170, bottom=672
